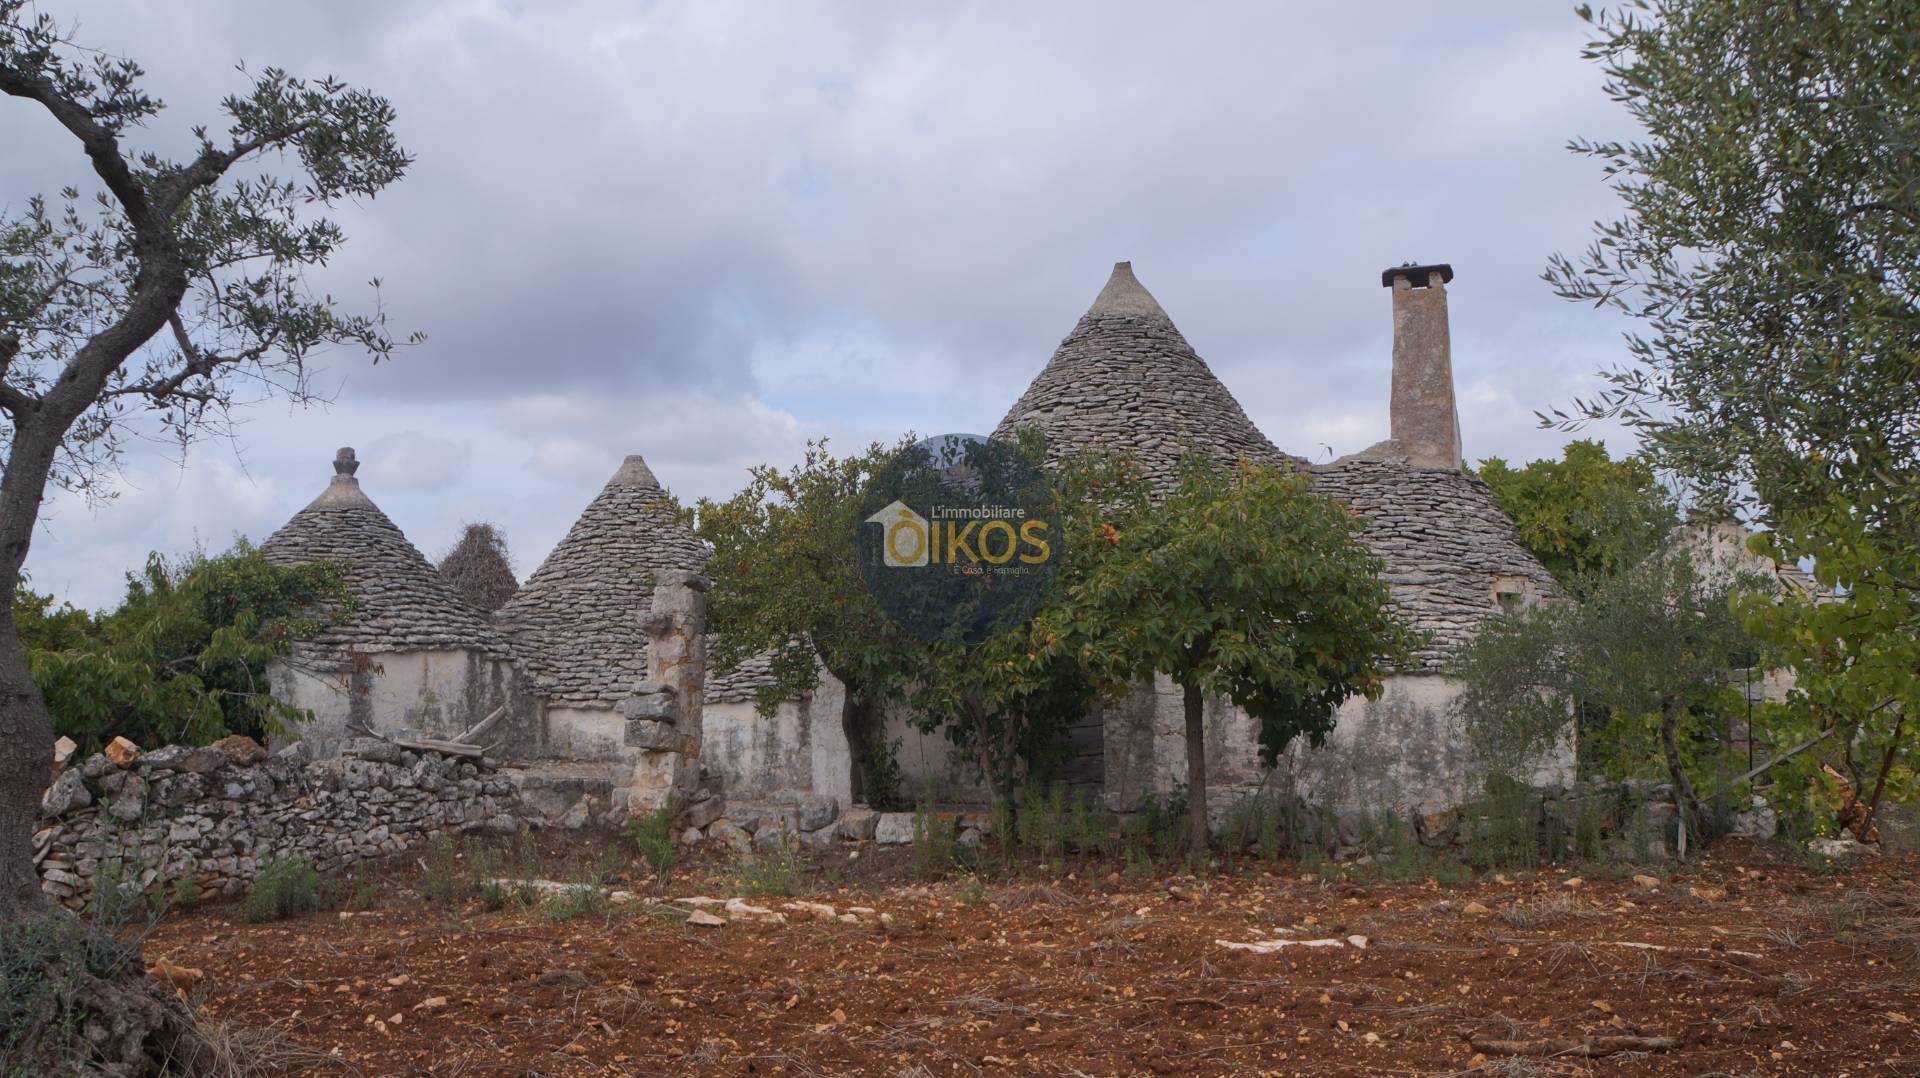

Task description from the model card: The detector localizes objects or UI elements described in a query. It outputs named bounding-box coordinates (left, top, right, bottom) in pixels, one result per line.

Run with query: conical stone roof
left=992, top=261, right=1304, bottom=492
left=260, top=447, right=512, bottom=671
left=1308, top=455, right=1558, bottom=669
left=496, top=455, right=709, bottom=708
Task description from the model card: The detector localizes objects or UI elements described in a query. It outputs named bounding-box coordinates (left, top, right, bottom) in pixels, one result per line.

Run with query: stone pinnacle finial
left=1085, top=261, right=1175, bottom=323
left=334, top=447, right=359, bottom=477
left=609, top=454, right=659, bottom=489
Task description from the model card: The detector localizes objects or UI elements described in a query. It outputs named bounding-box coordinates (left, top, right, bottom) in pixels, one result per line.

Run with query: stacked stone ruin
left=34, top=735, right=517, bottom=912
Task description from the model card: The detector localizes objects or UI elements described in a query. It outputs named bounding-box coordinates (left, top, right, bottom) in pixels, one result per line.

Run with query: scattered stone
left=682, top=796, right=726, bottom=831
left=837, top=807, right=879, bottom=841
left=795, top=794, right=839, bottom=833
left=556, top=796, right=595, bottom=831
left=874, top=812, right=915, bottom=845
left=686, top=909, right=727, bottom=927
left=1346, top=935, right=1369, bottom=950
left=1808, top=836, right=1873, bottom=859
left=784, top=901, right=839, bottom=923
left=104, top=736, right=141, bottom=768
left=146, top=958, right=202, bottom=993
left=51, top=736, right=77, bottom=771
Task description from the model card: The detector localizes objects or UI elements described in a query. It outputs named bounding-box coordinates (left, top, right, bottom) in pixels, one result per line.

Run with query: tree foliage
left=1041, top=457, right=1419, bottom=849
left=437, top=523, right=518, bottom=614
left=0, top=2, right=413, bottom=924
left=1740, top=502, right=1917, bottom=837
left=1476, top=440, right=1678, bottom=594
left=1452, top=540, right=1769, bottom=845
left=18, top=542, right=347, bottom=753
left=1548, top=1, right=1919, bottom=535
left=1550, top=0, right=1920, bottom=835
left=694, top=438, right=932, bottom=803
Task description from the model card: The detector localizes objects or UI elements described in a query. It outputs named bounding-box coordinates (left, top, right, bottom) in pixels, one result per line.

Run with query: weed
left=420, top=837, right=461, bottom=904
left=624, top=804, right=677, bottom=875
left=1498, top=893, right=1581, bottom=929
left=245, top=855, right=339, bottom=922
left=953, top=874, right=987, bottom=905
left=541, top=885, right=610, bottom=922
left=730, top=838, right=804, bottom=897
left=911, top=802, right=957, bottom=881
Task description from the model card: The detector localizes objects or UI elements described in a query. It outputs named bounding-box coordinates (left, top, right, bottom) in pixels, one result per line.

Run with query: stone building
left=973, top=261, right=1564, bottom=815
left=260, top=448, right=528, bottom=759
left=260, top=261, right=1573, bottom=828
left=489, top=454, right=848, bottom=816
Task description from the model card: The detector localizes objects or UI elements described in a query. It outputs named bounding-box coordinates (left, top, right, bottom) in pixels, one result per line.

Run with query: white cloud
left=7, top=1, right=1654, bottom=610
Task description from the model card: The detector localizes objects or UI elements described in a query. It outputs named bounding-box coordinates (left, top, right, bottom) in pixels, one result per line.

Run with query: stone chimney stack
left=1382, top=263, right=1463, bottom=470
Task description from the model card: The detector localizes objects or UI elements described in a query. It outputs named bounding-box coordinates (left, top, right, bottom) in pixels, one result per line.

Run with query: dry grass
left=1498, top=893, right=1585, bottom=930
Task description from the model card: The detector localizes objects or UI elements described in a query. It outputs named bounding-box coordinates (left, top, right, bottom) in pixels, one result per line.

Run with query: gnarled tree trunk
left=0, top=430, right=59, bottom=923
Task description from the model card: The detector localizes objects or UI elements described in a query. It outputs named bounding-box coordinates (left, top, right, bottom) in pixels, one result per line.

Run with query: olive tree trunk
left=0, top=430, right=61, bottom=922
left=1658, top=699, right=1706, bottom=857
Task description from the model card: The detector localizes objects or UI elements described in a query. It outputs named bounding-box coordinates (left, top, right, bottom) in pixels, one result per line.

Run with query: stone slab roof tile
left=1308, top=458, right=1559, bottom=669
left=495, top=455, right=710, bottom=707
left=992, top=262, right=1305, bottom=493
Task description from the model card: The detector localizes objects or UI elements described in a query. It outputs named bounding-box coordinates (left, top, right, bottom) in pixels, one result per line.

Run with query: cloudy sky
left=6, top=1, right=1645, bottom=611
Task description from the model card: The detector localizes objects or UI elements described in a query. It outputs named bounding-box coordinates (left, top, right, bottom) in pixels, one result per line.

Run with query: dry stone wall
left=32, top=735, right=519, bottom=912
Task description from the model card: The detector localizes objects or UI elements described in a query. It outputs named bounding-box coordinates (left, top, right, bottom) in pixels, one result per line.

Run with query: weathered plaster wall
left=269, top=648, right=533, bottom=761
left=543, top=704, right=625, bottom=762
left=705, top=683, right=852, bottom=809
left=1098, top=672, right=1577, bottom=819
left=883, top=705, right=993, bottom=804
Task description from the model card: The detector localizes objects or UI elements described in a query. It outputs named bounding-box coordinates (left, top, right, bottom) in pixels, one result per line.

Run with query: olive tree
left=0, top=3, right=414, bottom=924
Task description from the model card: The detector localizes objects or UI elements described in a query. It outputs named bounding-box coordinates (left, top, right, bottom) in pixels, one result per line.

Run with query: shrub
left=541, top=885, right=609, bottom=923
left=911, top=803, right=957, bottom=880
left=3, top=914, right=148, bottom=1070
left=729, top=838, right=803, bottom=897
left=245, top=855, right=338, bottom=922
left=624, top=805, right=677, bottom=875
left=420, top=837, right=461, bottom=904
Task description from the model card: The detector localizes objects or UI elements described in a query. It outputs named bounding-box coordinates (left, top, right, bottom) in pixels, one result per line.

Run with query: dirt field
left=143, top=838, right=1919, bottom=1076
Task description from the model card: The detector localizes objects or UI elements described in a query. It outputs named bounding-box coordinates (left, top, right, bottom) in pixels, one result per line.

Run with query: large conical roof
left=1309, top=457, right=1557, bottom=669
left=992, top=262, right=1303, bottom=491
left=496, top=454, right=708, bottom=708
left=260, top=447, right=511, bottom=670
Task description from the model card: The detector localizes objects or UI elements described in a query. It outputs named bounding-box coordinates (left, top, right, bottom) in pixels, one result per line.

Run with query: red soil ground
left=143, top=838, right=1919, bottom=1076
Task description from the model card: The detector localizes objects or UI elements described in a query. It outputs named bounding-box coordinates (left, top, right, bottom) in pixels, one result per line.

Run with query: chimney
left=1381, top=263, right=1462, bottom=470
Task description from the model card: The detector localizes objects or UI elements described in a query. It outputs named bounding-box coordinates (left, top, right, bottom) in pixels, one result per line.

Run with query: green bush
left=21, top=541, right=351, bottom=752
left=245, top=855, right=338, bottom=922
left=623, top=805, right=676, bottom=875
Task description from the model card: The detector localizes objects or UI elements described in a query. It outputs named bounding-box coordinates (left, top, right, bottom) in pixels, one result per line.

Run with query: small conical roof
left=993, top=262, right=1302, bottom=493
left=260, top=448, right=511, bottom=670
left=496, top=454, right=708, bottom=708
